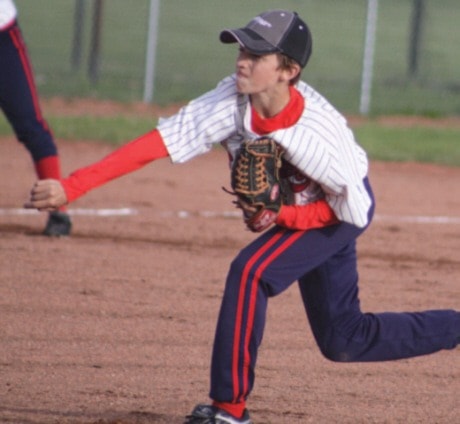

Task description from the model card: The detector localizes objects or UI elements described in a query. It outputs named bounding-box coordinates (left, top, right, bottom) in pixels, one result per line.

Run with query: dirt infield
left=0, top=127, right=459, bottom=423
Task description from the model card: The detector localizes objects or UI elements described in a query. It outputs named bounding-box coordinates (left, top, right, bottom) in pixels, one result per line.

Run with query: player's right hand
left=24, top=179, right=68, bottom=211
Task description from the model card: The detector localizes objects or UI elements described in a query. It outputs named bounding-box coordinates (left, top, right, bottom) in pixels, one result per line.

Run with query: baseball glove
left=226, top=138, right=284, bottom=232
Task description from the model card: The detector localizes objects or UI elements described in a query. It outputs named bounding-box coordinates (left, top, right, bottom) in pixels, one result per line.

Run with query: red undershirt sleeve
left=61, top=129, right=169, bottom=202
left=275, top=199, right=339, bottom=231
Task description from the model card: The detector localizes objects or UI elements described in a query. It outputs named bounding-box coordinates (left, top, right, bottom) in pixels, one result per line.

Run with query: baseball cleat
left=43, top=211, right=72, bottom=237
left=184, top=404, right=252, bottom=424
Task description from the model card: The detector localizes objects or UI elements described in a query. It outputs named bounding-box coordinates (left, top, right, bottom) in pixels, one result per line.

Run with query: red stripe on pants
left=232, top=229, right=305, bottom=402
left=9, top=26, right=48, bottom=130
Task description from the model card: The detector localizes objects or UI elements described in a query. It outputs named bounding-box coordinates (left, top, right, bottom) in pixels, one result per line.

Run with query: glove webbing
left=233, top=152, right=272, bottom=197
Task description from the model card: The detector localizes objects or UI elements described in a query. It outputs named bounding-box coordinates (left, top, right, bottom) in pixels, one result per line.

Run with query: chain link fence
left=14, top=0, right=460, bottom=116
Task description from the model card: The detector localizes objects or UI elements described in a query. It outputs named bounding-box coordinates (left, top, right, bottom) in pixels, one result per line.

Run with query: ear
left=281, top=62, right=301, bottom=83
left=287, top=63, right=302, bottom=81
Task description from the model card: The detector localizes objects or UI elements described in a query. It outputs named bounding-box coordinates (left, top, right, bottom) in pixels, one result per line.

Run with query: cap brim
left=220, top=28, right=278, bottom=55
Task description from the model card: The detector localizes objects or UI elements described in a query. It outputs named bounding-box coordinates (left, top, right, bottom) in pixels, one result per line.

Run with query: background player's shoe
left=43, top=211, right=72, bottom=236
left=184, top=404, right=252, bottom=424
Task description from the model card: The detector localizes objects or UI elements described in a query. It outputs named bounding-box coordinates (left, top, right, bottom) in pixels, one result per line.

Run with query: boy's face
left=235, top=47, right=295, bottom=96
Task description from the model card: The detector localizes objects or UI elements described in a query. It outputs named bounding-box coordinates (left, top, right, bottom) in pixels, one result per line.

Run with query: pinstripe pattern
left=158, top=76, right=239, bottom=163
left=158, top=74, right=371, bottom=227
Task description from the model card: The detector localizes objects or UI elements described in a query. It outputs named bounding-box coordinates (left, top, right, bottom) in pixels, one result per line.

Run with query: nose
left=236, top=49, right=252, bottom=65
left=236, top=51, right=245, bottom=65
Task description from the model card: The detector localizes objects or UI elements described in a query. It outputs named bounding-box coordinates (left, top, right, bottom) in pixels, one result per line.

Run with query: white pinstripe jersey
left=158, top=74, right=371, bottom=228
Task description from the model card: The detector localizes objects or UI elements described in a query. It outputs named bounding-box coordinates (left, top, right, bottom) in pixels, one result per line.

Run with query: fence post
left=88, top=0, right=104, bottom=84
left=359, top=0, right=379, bottom=115
left=408, top=0, right=426, bottom=79
left=71, top=0, right=85, bottom=71
left=143, top=0, right=160, bottom=103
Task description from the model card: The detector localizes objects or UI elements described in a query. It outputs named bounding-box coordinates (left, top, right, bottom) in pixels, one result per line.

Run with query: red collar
left=250, top=86, right=305, bottom=135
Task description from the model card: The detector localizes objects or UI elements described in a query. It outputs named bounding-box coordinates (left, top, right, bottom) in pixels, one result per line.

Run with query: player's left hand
left=24, top=179, right=68, bottom=211
left=228, top=137, right=284, bottom=232
left=234, top=197, right=278, bottom=232
left=244, top=206, right=279, bottom=232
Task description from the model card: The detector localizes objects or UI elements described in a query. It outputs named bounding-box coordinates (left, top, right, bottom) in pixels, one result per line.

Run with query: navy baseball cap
left=220, top=10, right=312, bottom=68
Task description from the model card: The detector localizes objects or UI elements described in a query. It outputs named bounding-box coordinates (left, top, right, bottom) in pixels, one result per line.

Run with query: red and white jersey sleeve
left=157, top=76, right=240, bottom=163
left=0, top=0, right=17, bottom=30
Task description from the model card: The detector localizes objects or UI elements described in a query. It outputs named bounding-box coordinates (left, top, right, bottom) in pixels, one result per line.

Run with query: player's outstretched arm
left=23, top=129, right=169, bottom=211
left=24, top=179, right=67, bottom=211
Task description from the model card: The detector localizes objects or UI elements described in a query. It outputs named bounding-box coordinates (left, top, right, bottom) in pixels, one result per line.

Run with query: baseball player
left=0, top=0, right=71, bottom=236
left=25, top=10, right=459, bottom=424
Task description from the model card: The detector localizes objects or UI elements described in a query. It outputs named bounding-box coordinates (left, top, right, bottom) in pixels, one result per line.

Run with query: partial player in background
left=25, top=9, right=459, bottom=424
left=0, top=0, right=71, bottom=236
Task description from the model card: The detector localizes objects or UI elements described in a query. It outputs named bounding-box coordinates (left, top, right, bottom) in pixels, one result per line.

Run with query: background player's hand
left=24, top=179, right=68, bottom=211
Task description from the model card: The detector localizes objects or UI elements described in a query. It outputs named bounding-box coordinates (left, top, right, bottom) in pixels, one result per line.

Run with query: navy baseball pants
left=0, top=21, right=57, bottom=161
left=210, top=178, right=459, bottom=404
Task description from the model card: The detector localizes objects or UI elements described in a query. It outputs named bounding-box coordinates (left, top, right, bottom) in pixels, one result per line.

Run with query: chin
left=236, top=78, right=250, bottom=93
left=237, top=85, right=253, bottom=95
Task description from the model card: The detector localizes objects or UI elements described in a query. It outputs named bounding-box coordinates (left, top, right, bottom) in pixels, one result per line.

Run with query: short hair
left=277, top=53, right=302, bottom=85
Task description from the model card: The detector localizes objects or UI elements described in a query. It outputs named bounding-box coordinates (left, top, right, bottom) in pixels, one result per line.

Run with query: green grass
left=0, top=113, right=156, bottom=145
left=47, top=115, right=157, bottom=145
left=1, top=113, right=458, bottom=167
left=354, top=124, right=460, bottom=167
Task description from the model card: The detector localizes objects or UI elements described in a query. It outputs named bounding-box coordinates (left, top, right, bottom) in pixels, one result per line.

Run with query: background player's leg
left=0, top=23, right=58, bottom=167
left=0, top=22, right=71, bottom=236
